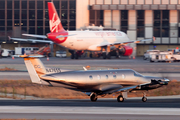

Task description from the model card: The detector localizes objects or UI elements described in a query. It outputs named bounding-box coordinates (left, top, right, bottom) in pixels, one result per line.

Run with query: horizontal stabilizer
left=22, top=34, right=47, bottom=39
left=19, top=54, right=44, bottom=58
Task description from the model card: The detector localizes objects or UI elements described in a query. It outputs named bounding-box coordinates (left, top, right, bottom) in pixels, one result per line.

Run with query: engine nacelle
left=119, top=46, right=133, bottom=56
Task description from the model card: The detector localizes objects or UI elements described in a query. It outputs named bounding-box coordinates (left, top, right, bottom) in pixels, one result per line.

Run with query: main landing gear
left=117, top=92, right=147, bottom=102
left=90, top=93, right=97, bottom=102
left=117, top=95, right=124, bottom=102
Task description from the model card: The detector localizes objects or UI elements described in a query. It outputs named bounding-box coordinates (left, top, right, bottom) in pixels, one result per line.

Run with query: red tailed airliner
left=11, top=2, right=155, bottom=59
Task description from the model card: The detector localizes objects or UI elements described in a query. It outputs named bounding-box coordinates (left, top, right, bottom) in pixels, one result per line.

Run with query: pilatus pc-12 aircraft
left=20, top=54, right=169, bottom=102
left=10, top=2, right=155, bottom=59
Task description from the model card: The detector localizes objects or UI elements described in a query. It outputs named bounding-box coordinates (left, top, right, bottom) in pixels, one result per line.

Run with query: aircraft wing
left=96, top=37, right=155, bottom=47
left=9, top=36, right=53, bottom=44
left=100, top=85, right=138, bottom=94
left=22, top=33, right=76, bottom=39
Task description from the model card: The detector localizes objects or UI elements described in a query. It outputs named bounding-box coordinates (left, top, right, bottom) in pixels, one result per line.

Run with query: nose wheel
left=117, top=95, right=124, bottom=102
left=142, top=92, right=147, bottom=102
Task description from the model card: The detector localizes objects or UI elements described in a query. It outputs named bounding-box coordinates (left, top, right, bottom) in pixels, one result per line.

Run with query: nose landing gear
left=142, top=92, right=147, bottom=102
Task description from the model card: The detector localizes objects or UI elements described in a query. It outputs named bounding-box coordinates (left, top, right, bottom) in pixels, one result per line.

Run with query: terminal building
left=1, top=0, right=180, bottom=56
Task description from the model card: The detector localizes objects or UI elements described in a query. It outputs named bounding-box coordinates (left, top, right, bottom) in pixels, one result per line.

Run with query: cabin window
left=97, top=75, right=101, bottom=80
left=122, top=74, right=125, bottom=79
left=89, top=75, right=93, bottom=79
left=113, top=75, right=116, bottom=79
left=105, top=75, right=108, bottom=79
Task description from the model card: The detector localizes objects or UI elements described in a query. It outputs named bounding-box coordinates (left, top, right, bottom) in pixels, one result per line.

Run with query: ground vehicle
left=1, top=49, right=12, bottom=57
left=56, top=50, right=66, bottom=58
left=150, top=51, right=180, bottom=62
left=143, top=50, right=160, bottom=60
left=15, top=47, right=39, bottom=55
left=36, top=45, right=51, bottom=57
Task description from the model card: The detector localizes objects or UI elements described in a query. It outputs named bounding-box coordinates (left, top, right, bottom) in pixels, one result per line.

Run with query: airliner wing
left=97, top=37, right=155, bottom=47
left=22, top=33, right=76, bottom=39
left=9, top=36, right=53, bottom=44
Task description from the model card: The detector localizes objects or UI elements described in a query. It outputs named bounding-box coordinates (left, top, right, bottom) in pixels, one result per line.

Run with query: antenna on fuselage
left=83, top=67, right=87, bottom=71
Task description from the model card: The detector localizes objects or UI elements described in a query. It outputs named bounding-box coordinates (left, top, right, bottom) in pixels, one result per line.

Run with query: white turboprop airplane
left=10, top=2, right=155, bottom=59
left=19, top=54, right=169, bottom=102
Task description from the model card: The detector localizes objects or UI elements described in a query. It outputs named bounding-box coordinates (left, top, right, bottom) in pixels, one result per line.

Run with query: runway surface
left=0, top=57, right=180, bottom=119
left=1, top=71, right=180, bottom=80
left=0, top=96, right=180, bottom=119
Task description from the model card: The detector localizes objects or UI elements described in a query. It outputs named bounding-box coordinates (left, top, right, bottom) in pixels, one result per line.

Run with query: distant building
left=0, top=0, right=180, bottom=55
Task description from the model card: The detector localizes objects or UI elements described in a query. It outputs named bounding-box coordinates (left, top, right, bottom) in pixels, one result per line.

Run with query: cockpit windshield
left=134, top=71, right=143, bottom=77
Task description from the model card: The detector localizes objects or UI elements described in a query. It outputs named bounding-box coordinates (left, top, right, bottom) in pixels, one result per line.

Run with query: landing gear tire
left=117, top=95, right=124, bottom=102
left=103, top=53, right=106, bottom=59
left=71, top=54, right=74, bottom=59
left=142, top=97, right=147, bottom=102
left=90, top=53, right=93, bottom=58
left=107, top=53, right=111, bottom=59
left=75, top=54, right=78, bottom=59
left=90, top=93, right=97, bottom=102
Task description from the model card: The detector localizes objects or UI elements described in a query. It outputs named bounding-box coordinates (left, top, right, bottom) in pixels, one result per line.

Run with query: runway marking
left=0, top=106, right=180, bottom=115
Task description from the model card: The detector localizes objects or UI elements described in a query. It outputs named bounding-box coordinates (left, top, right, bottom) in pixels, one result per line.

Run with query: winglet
left=8, top=36, right=11, bottom=41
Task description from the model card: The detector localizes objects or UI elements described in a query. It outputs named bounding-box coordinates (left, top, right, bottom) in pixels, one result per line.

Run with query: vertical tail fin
left=21, top=55, right=46, bottom=84
left=48, top=2, right=65, bottom=33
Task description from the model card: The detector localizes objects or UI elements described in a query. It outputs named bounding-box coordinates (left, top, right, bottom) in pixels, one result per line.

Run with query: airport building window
left=37, top=1, right=43, bottom=9
left=0, top=20, right=5, bottom=26
left=21, top=20, right=27, bottom=26
left=29, top=20, right=35, bottom=26
left=14, top=10, right=20, bottom=19
left=22, top=10, right=27, bottom=19
left=7, top=10, right=12, bottom=19
left=37, top=27, right=43, bottom=35
left=29, top=10, right=35, bottom=19
left=0, top=1, right=5, bottom=9
left=7, top=20, right=12, bottom=26
left=14, top=1, right=19, bottom=9
left=0, top=10, right=5, bottom=19
left=29, top=27, right=35, bottom=34
left=70, top=1, right=76, bottom=9
left=54, top=1, right=60, bottom=9
left=14, top=20, right=20, bottom=26
left=37, top=10, right=43, bottom=19
left=37, top=20, right=43, bottom=26
left=121, top=10, right=128, bottom=33
left=153, top=10, right=169, bottom=37
left=21, top=1, right=27, bottom=9
left=89, top=10, right=104, bottom=26
left=137, top=10, right=144, bottom=37
left=29, top=1, right=35, bottom=9
left=61, top=1, right=68, bottom=9
left=7, top=1, right=12, bottom=9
